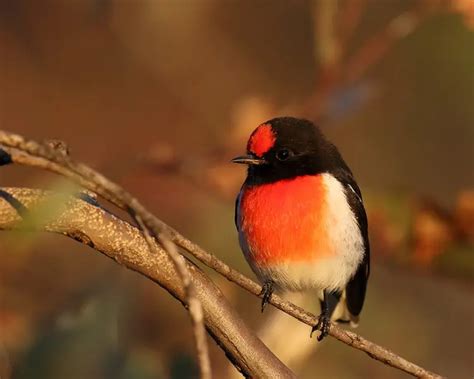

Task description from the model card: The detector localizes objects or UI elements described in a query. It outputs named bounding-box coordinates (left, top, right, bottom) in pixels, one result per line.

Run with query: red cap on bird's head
left=247, top=123, right=276, bottom=157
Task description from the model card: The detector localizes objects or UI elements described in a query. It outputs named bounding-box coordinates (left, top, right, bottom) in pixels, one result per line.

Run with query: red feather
left=239, top=175, right=333, bottom=265
left=247, top=124, right=276, bottom=157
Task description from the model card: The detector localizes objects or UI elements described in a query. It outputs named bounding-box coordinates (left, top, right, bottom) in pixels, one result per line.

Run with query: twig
left=173, top=238, right=444, bottom=379
left=0, top=139, right=216, bottom=378
left=0, top=131, right=444, bottom=378
left=0, top=187, right=294, bottom=378
left=158, top=235, right=211, bottom=379
left=135, top=213, right=211, bottom=379
left=44, top=136, right=211, bottom=378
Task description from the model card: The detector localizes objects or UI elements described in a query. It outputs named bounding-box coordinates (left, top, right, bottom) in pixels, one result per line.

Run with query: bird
left=232, top=117, right=370, bottom=341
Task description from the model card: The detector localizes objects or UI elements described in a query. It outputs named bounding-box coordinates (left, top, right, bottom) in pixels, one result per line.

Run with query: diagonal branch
left=0, top=130, right=444, bottom=378
left=46, top=136, right=212, bottom=379
left=0, top=187, right=295, bottom=379
left=43, top=137, right=212, bottom=378
left=134, top=213, right=211, bottom=379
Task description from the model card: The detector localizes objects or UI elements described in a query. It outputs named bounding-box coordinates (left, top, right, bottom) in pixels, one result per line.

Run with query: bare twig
left=135, top=213, right=211, bottom=379
left=31, top=137, right=211, bottom=379
left=0, top=131, right=444, bottom=378
left=0, top=187, right=294, bottom=378
left=158, top=235, right=211, bottom=379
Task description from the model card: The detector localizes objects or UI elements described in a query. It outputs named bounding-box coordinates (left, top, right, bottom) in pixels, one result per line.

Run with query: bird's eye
left=276, top=148, right=293, bottom=161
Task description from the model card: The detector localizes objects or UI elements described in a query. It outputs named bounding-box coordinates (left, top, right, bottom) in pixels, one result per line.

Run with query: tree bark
left=0, top=187, right=296, bottom=379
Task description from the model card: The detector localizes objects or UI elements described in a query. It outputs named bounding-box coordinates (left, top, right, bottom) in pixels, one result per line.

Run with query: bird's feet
left=259, top=281, right=274, bottom=313
left=311, top=313, right=331, bottom=341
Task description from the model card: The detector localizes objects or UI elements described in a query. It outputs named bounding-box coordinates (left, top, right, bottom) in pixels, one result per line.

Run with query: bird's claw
left=311, top=313, right=331, bottom=341
left=259, top=281, right=274, bottom=313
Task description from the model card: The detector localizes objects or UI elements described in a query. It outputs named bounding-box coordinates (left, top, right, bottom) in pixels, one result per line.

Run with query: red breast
left=239, top=174, right=334, bottom=265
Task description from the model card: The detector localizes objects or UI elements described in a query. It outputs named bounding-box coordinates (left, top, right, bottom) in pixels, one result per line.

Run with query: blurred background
left=0, top=0, right=473, bottom=378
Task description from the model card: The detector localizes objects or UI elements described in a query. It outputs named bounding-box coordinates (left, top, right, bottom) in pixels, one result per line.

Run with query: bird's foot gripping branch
left=0, top=130, right=444, bottom=379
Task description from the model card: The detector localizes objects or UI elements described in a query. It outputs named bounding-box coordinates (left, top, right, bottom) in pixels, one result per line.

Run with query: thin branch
left=46, top=137, right=212, bottom=379
left=0, top=187, right=294, bottom=378
left=158, top=235, right=211, bottom=379
left=135, top=213, right=211, bottom=379
left=0, top=131, right=444, bottom=378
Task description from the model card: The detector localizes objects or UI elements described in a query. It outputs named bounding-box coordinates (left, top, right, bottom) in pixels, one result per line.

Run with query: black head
left=232, top=117, right=350, bottom=185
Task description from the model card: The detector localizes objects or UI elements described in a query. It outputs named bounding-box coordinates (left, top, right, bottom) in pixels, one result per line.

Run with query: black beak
left=231, top=154, right=266, bottom=165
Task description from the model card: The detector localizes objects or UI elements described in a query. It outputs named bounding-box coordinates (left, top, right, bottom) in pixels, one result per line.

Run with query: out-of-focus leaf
left=5, top=179, right=81, bottom=251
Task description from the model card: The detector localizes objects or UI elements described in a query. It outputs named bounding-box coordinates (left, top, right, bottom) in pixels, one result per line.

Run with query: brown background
left=0, top=1, right=473, bottom=378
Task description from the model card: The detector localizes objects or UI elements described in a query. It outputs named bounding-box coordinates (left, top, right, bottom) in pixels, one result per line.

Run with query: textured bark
left=0, top=129, right=445, bottom=379
left=0, top=187, right=295, bottom=379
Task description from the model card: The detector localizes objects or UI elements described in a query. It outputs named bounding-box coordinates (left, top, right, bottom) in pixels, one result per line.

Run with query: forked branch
left=0, top=130, right=444, bottom=378
left=0, top=187, right=294, bottom=379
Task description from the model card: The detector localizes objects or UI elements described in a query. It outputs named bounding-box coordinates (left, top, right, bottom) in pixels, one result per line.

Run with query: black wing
left=234, top=186, right=243, bottom=230
left=333, top=168, right=370, bottom=317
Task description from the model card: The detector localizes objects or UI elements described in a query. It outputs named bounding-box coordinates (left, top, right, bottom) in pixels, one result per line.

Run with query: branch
left=45, top=136, right=212, bottom=378
left=0, top=187, right=294, bottom=378
left=0, top=131, right=444, bottom=378
left=157, top=235, right=211, bottom=379
left=135, top=213, right=211, bottom=379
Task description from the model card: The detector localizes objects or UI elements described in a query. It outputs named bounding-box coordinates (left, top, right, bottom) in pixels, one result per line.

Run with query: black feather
left=0, top=148, right=12, bottom=166
left=333, top=168, right=370, bottom=317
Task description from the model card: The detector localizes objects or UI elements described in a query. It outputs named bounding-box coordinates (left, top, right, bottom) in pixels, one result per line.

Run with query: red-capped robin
left=233, top=117, right=370, bottom=341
